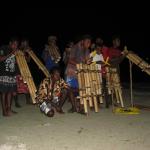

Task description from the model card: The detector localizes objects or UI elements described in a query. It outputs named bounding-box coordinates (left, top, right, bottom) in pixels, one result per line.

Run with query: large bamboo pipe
left=123, top=47, right=150, bottom=76
left=27, top=50, right=50, bottom=77
left=15, top=50, right=37, bottom=104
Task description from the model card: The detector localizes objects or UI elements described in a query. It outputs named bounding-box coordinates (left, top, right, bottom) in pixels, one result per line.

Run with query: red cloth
left=16, top=75, right=29, bottom=94
left=108, top=47, right=121, bottom=59
left=101, top=46, right=109, bottom=75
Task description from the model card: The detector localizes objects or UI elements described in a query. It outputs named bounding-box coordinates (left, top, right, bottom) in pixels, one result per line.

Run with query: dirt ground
left=0, top=85, right=150, bottom=150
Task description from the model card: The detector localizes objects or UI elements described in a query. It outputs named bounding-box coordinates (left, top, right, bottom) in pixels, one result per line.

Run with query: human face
left=21, top=41, right=29, bottom=49
left=82, top=39, right=91, bottom=50
left=52, top=70, right=60, bottom=81
left=113, top=38, right=120, bottom=48
left=9, top=41, right=18, bottom=51
left=96, top=46, right=102, bottom=54
left=96, top=38, right=103, bottom=45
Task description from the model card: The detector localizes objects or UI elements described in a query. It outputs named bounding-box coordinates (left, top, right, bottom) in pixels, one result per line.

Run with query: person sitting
left=36, top=67, right=77, bottom=117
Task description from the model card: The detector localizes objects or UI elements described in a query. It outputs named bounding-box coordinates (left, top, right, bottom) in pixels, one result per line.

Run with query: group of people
left=0, top=34, right=126, bottom=117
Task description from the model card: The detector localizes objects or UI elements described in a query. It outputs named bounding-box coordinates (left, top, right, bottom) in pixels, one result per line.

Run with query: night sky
left=0, top=7, right=149, bottom=83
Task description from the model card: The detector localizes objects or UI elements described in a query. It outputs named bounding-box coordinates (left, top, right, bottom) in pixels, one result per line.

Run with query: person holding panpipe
left=42, top=36, right=60, bottom=71
left=107, top=35, right=127, bottom=108
left=65, top=35, right=92, bottom=114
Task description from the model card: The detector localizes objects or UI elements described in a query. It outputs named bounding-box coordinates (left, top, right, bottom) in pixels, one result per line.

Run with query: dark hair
left=74, top=34, right=92, bottom=44
left=21, top=38, right=29, bottom=43
left=49, top=66, right=61, bottom=74
left=95, top=43, right=103, bottom=48
left=112, top=35, right=120, bottom=41
left=9, top=37, right=19, bottom=43
left=81, top=34, right=92, bottom=41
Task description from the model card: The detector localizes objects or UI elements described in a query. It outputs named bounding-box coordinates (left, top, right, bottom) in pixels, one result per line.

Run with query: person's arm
left=68, top=58, right=77, bottom=66
left=109, top=55, right=124, bottom=65
left=67, top=47, right=77, bottom=66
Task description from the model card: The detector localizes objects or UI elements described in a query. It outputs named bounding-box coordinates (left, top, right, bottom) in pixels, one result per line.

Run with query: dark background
left=0, top=7, right=149, bottom=84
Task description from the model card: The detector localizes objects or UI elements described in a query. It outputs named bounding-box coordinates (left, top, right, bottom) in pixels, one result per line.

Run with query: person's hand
left=86, top=58, right=93, bottom=64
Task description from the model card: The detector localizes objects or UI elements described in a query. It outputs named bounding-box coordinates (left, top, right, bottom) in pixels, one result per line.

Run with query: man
left=65, top=35, right=92, bottom=113
left=106, top=35, right=126, bottom=108
left=108, top=35, right=125, bottom=70
left=36, top=67, right=77, bottom=117
left=0, top=38, right=19, bottom=116
left=65, top=35, right=92, bottom=89
left=42, top=36, right=59, bottom=71
left=63, top=41, right=74, bottom=66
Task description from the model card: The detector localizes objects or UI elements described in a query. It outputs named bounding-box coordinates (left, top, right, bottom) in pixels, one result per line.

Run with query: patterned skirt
left=0, top=76, right=17, bottom=93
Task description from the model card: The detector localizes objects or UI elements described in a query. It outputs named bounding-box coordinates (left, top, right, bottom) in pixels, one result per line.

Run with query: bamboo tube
left=93, top=96, right=99, bottom=112
left=114, top=88, right=120, bottom=103
left=99, top=96, right=103, bottom=104
left=92, top=65, right=98, bottom=95
left=76, top=64, right=83, bottom=104
left=27, top=50, right=50, bottom=77
left=90, top=64, right=97, bottom=96
left=84, top=64, right=93, bottom=107
left=87, top=65, right=93, bottom=107
left=79, top=63, right=85, bottom=105
left=91, top=64, right=99, bottom=112
left=95, top=64, right=102, bottom=95
left=105, top=67, right=112, bottom=94
left=118, top=89, right=124, bottom=107
left=95, top=65, right=100, bottom=95
left=83, top=97, right=88, bottom=114
left=94, top=64, right=103, bottom=105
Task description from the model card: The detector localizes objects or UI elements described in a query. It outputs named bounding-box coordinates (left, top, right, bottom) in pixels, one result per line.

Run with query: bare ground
left=0, top=86, right=150, bottom=150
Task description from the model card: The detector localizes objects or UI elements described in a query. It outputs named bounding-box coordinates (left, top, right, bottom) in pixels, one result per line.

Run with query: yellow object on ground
left=113, top=107, right=140, bottom=114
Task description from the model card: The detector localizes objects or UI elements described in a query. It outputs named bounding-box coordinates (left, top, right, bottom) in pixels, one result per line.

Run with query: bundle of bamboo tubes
left=15, top=50, right=37, bottom=104
left=76, top=63, right=103, bottom=114
left=45, top=43, right=61, bottom=63
left=26, top=50, right=50, bottom=77
left=123, top=46, right=150, bottom=76
left=109, top=67, right=124, bottom=107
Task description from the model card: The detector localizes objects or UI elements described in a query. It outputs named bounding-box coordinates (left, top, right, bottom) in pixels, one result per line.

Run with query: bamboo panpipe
left=26, top=50, right=50, bottom=77
left=15, top=50, right=37, bottom=104
left=17, top=51, right=37, bottom=103
left=110, top=68, right=124, bottom=107
left=76, top=63, right=101, bottom=114
left=123, top=47, right=150, bottom=76
left=47, top=43, right=61, bottom=63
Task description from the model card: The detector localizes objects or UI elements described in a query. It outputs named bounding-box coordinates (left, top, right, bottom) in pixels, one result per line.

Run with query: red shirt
left=108, top=47, right=122, bottom=59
